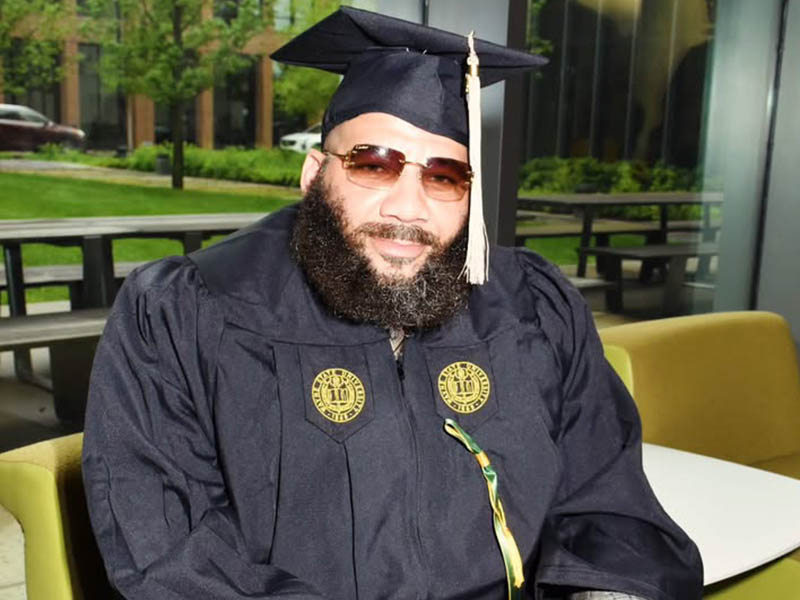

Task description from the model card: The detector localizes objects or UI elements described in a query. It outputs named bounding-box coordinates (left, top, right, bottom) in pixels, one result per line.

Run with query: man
left=82, top=7, right=702, bottom=600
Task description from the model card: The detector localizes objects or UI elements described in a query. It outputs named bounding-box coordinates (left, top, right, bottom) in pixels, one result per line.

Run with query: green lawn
left=0, top=172, right=299, bottom=218
left=1, top=171, right=648, bottom=304
left=1, top=172, right=300, bottom=304
left=525, top=234, right=650, bottom=266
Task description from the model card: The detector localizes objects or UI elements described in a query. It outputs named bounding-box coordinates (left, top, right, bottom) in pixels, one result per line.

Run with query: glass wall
left=78, top=44, right=127, bottom=150
left=519, top=0, right=792, bottom=321
left=214, top=60, right=257, bottom=148
left=525, top=0, right=711, bottom=165
left=2, top=39, right=62, bottom=122
left=155, top=103, right=197, bottom=145
left=5, top=86, right=61, bottom=124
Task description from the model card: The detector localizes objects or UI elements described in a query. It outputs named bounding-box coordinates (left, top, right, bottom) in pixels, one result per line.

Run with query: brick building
left=0, top=1, right=287, bottom=151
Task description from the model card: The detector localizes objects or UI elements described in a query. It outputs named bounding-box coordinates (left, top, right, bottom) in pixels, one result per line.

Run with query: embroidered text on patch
left=438, top=361, right=490, bottom=414
left=312, top=368, right=366, bottom=423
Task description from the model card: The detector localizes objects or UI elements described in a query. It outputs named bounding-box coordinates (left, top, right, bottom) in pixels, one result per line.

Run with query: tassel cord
left=444, top=418, right=525, bottom=600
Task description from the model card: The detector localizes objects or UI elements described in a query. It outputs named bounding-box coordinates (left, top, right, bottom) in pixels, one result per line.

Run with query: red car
left=0, top=103, right=86, bottom=151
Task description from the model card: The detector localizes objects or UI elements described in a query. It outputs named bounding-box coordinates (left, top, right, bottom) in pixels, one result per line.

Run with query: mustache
left=353, top=222, right=438, bottom=246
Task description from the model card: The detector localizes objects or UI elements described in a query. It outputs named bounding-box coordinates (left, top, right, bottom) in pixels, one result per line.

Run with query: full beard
left=290, top=176, right=472, bottom=332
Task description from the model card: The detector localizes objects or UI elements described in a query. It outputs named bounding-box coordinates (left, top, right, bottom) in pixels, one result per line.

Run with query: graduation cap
left=271, top=7, right=545, bottom=285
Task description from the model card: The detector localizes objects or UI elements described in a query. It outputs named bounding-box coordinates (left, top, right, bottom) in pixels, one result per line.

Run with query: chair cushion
left=704, top=556, right=800, bottom=599
left=0, top=433, right=112, bottom=599
left=600, top=311, right=800, bottom=466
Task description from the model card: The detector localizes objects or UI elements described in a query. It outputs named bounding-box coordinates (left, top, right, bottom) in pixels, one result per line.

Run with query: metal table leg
left=576, top=207, right=595, bottom=277
left=604, top=256, right=624, bottom=313
left=3, top=243, right=34, bottom=381
left=663, top=256, right=689, bottom=316
left=696, top=204, right=714, bottom=280
left=81, top=235, right=116, bottom=308
left=182, top=232, right=203, bottom=254
left=640, top=206, right=670, bottom=282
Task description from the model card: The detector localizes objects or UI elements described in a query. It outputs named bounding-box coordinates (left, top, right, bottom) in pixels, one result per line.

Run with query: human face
left=300, top=112, right=470, bottom=280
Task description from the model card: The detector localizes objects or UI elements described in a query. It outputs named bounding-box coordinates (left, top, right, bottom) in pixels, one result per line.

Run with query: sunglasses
left=325, top=144, right=473, bottom=202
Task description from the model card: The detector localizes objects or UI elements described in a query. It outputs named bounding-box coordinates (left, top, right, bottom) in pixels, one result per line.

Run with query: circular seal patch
left=438, top=361, right=491, bottom=414
left=311, top=368, right=366, bottom=423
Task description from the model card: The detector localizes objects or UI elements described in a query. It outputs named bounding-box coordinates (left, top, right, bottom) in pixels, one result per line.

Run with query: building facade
left=0, top=1, right=285, bottom=150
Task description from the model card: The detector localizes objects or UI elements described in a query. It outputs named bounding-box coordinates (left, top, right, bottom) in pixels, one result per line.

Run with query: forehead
left=325, top=112, right=469, bottom=162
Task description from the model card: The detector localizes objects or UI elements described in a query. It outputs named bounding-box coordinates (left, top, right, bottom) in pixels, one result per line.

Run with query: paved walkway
left=0, top=158, right=303, bottom=198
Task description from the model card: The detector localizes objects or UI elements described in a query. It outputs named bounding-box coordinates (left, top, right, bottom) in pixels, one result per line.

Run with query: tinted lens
left=339, top=145, right=471, bottom=201
left=345, top=145, right=403, bottom=187
left=420, top=158, right=471, bottom=201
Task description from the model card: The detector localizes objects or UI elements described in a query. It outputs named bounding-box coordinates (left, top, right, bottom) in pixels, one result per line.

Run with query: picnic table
left=0, top=212, right=266, bottom=317
left=517, top=192, right=723, bottom=276
left=580, top=242, right=720, bottom=315
left=0, top=213, right=266, bottom=395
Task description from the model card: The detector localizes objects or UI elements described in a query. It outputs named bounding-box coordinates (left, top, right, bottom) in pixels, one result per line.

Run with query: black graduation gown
left=82, top=205, right=703, bottom=600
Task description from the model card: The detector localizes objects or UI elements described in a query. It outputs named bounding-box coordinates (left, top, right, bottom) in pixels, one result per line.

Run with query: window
left=518, top=0, right=797, bottom=322
left=18, top=107, right=50, bottom=124
left=78, top=43, right=127, bottom=149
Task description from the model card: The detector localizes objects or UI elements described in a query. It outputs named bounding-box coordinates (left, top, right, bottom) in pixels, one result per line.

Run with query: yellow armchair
left=600, top=311, right=800, bottom=597
left=703, top=558, right=800, bottom=599
left=599, top=311, right=800, bottom=476
left=0, top=433, right=112, bottom=599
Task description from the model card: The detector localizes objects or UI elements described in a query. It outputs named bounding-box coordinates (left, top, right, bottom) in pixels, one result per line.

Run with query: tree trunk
left=170, top=2, right=184, bottom=190
left=170, top=100, right=185, bottom=190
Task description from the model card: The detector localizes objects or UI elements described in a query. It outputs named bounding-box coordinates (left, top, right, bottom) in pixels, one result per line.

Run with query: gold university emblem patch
left=312, top=368, right=366, bottom=423
left=438, top=361, right=491, bottom=414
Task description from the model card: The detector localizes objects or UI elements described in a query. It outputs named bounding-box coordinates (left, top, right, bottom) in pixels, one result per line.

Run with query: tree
left=0, top=0, right=70, bottom=97
left=526, top=0, right=553, bottom=56
left=82, top=0, right=269, bottom=189
left=273, top=0, right=341, bottom=128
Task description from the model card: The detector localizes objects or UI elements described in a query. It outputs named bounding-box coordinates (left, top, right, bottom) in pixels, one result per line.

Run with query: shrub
left=31, top=143, right=305, bottom=187
left=29, top=144, right=703, bottom=215
left=124, top=144, right=306, bottom=187
left=519, top=157, right=702, bottom=221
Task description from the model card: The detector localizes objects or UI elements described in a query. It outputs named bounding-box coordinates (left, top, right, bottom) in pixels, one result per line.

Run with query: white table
left=642, top=443, right=800, bottom=585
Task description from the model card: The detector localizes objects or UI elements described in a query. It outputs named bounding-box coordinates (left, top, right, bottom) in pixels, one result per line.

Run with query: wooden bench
left=683, top=281, right=715, bottom=291
left=518, top=219, right=719, bottom=283
left=515, top=219, right=719, bottom=245
left=0, top=309, right=109, bottom=423
left=0, top=261, right=143, bottom=307
left=568, top=276, right=615, bottom=293
left=579, top=243, right=719, bottom=315
left=0, top=261, right=141, bottom=384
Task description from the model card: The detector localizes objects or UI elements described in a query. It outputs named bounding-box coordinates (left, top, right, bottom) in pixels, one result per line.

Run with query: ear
left=300, top=149, right=326, bottom=193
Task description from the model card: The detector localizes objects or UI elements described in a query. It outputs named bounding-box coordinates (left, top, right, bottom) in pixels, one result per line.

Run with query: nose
left=378, top=164, right=430, bottom=223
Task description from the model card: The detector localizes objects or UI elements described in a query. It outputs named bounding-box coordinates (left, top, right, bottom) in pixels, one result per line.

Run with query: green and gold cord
left=443, top=418, right=525, bottom=600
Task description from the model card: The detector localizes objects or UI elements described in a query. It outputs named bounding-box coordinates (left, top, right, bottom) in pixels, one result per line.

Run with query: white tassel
left=462, top=31, right=489, bottom=285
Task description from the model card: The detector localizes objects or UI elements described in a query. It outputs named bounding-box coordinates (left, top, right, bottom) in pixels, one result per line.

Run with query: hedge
left=25, top=146, right=704, bottom=220
left=519, top=157, right=702, bottom=220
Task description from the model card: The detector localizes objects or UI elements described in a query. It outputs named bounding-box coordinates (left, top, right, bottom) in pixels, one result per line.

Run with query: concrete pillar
left=61, top=39, right=80, bottom=128
left=196, top=89, right=214, bottom=148
left=703, top=0, right=783, bottom=313
left=255, top=56, right=273, bottom=149
left=128, top=94, right=155, bottom=148
left=756, top=0, right=800, bottom=343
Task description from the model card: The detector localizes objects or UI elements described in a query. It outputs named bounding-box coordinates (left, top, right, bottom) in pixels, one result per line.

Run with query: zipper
left=395, top=340, right=430, bottom=599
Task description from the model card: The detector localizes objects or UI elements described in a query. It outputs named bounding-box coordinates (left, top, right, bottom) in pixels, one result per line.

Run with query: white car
left=279, top=123, right=322, bottom=153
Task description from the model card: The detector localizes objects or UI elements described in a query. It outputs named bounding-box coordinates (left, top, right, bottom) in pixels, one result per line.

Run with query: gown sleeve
left=82, top=257, right=327, bottom=600
left=515, top=251, right=704, bottom=600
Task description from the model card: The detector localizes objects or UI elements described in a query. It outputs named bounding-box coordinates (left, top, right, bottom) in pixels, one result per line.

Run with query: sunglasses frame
left=325, top=144, right=473, bottom=202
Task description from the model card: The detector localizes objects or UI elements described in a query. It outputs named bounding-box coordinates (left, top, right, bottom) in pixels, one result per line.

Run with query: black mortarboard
left=271, top=7, right=544, bottom=146
left=271, top=7, right=545, bottom=285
